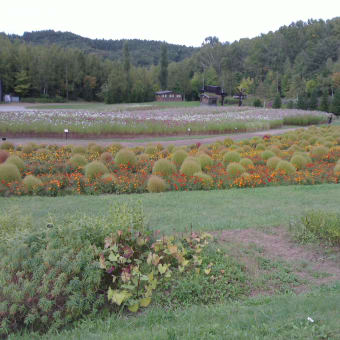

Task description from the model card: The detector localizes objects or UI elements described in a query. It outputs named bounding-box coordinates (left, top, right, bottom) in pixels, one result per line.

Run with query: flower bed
left=0, top=125, right=339, bottom=197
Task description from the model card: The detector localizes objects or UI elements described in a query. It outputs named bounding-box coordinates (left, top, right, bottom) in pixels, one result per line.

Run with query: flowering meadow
left=0, top=106, right=327, bottom=136
left=0, top=125, right=339, bottom=197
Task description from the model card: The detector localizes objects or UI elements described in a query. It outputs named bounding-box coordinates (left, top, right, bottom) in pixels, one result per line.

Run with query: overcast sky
left=1, top=0, right=340, bottom=47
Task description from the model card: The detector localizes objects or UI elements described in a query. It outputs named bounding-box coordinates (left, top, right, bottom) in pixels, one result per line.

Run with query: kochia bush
left=114, top=149, right=137, bottom=167
left=152, top=158, right=176, bottom=176
left=0, top=163, right=21, bottom=183
left=85, top=161, right=109, bottom=180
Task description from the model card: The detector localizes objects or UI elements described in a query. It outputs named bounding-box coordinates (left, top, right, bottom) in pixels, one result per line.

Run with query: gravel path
left=2, top=127, right=301, bottom=147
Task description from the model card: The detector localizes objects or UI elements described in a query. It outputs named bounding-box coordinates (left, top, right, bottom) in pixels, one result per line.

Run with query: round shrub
left=100, top=152, right=113, bottom=163
left=240, top=158, right=254, bottom=169
left=88, top=144, right=104, bottom=154
left=72, top=145, right=87, bottom=154
left=0, top=163, right=21, bottom=183
left=198, top=154, right=213, bottom=171
left=310, top=146, right=328, bottom=161
left=107, top=143, right=123, bottom=155
left=261, top=150, right=275, bottom=161
left=0, top=141, right=14, bottom=150
left=152, top=159, right=176, bottom=176
left=242, top=145, right=252, bottom=152
left=114, top=149, right=137, bottom=167
left=290, top=154, right=307, bottom=170
left=334, top=164, right=340, bottom=175
left=138, top=153, right=150, bottom=161
left=266, top=156, right=281, bottom=170
left=147, top=175, right=166, bottom=193
left=193, top=172, right=214, bottom=189
left=0, top=150, right=9, bottom=164
left=223, top=151, right=241, bottom=165
left=22, top=143, right=34, bottom=154
left=6, top=155, right=25, bottom=173
left=85, top=161, right=109, bottom=180
left=69, top=154, right=88, bottom=168
left=23, top=175, right=43, bottom=192
left=172, top=150, right=188, bottom=168
left=275, top=160, right=296, bottom=175
left=166, top=144, right=175, bottom=153
left=227, top=162, right=246, bottom=179
left=255, top=143, right=266, bottom=151
left=180, top=159, right=201, bottom=177
left=145, top=144, right=157, bottom=155
left=223, top=138, right=234, bottom=147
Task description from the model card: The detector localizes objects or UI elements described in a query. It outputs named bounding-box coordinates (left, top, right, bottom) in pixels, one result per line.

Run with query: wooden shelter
left=200, top=85, right=226, bottom=106
left=155, top=90, right=182, bottom=102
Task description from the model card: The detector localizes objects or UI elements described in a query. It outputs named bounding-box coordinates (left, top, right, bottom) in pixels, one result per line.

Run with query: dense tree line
left=1, top=17, right=340, bottom=110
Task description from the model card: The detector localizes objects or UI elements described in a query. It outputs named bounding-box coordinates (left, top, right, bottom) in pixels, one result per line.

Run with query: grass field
left=4, top=184, right=340, bottom=340
left=2, top=184, right=340, bottom=232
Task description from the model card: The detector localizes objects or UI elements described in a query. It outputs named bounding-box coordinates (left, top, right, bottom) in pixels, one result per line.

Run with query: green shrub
left=166, top=144, right=175, bottom=153
left=147, top=175, right=166, bottom=193
left=266, top=156, right=281, bottom=170
left=290, top=154, right=308, bottom=170
left=223, top=138, right=234, bottom=147
left=261, top=150, right=275, bottom=161
left=72, top=145, right=86, bottom=154
left=5, top=155, right=25, bottom=173
left=310, top=146, right=328, bottom=161
left=145, top=144, right=157, bottom=155
left=114, top=149, right=137, bottom=167
left=275, top=160, right=296, bottom=175
left=198, top=154, right=213, bottom=171
left=138, top=153, right=150, bottom=161
left=101, top=173, right=117, bottom=184
left=180, top=159, right=201, bottom=177
left=172, top=150, right=188, bottom=168
left=100, top=152, right=113, bottom=163
left=0, top=150, right=9, bottom=164
left=240, top=158, right=254, bottom=169
left=152, top=159, right=176, bottom=176
left=23, top=175, right=43, bottom=193
left=253, top=98, right=262, bottom=107
left=22, top=144, right=35, bottom=154
left=334, top=163, right=340, bottom=175
left=0, top=142, right=14, bottom=150
left=255, top=143, right=266, bottom=151
left=193, top=172, right=214, bottom=189
left=0, top=163, right=21, bottom=183
left=69, top=154, right=88, bottom=168
left=223, top=151, right=241, bottom=165
left=0, top=218, right=106, bottom=335
left=88, top=143, right=104, bottom=154
left=85, top=161, right=109, bottom=180
left=227, top=162, right=246, bottom=178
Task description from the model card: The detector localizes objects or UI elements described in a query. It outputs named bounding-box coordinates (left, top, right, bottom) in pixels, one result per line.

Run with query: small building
left=200, top=93, right=218, bottom=106
left=155, top=90, right=182, bottom=102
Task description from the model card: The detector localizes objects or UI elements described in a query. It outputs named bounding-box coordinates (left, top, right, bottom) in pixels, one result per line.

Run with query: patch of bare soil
left=214, top=227, right=340, bottom=295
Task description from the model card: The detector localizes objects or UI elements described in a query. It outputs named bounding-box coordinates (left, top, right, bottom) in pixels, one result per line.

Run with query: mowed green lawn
left=2, top=184, right=340, bottom=233
left=4, top=183, right=340, bottom=340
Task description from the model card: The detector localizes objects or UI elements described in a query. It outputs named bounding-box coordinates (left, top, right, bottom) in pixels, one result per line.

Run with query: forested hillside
left=5, top=30, right=196, bottom=66
left=1, top=17, right=340, bottom=111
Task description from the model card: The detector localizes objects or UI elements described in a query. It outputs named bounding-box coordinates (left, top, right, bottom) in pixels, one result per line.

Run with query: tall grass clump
left=227, top=162, right=246, bottom=178
left=5, top=155, right=25, bottom=173
left=147, top=175, right=166, bottom=193
left=172, top=150, right=188, bottom=168
left=223, top=151, right=241, bottom=165
left=114, top=149, right=137, bottom=167
left=180, top=159, right=201, bottom=177
left=85, top=161, right=109, bottom=180
left=152, top=159, right=176, bottom=176
left=275, top=160, right=296, bottom=175
left=0, top=163, right=21, bottom=183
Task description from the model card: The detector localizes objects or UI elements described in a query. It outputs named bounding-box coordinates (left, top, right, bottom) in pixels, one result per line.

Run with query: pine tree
left=272, top=94, right=282, bottom=108
left=159, top=44, right=168, bottom=90
left=123, top=41, right=131, bottom=102
left=330, top=89, right=340, bottom=116
left=14, top=70, right=31, bottom=97
left=319, top=91, right=329, bottom=112
left=297, top=94, right=307, bottom=110
left=308, top=91, right=318, bottom=110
